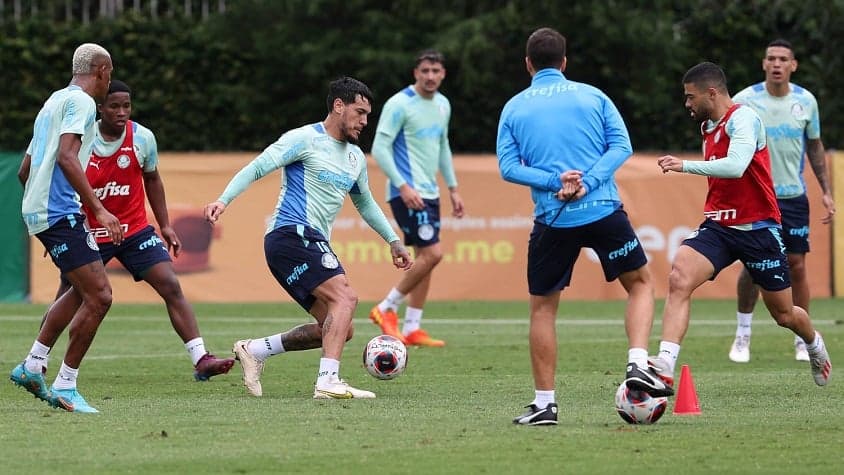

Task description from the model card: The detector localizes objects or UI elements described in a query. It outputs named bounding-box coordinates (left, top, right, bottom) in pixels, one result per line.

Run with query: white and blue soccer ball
left=614, top=381, right=668, bottom=424
left=363, top=335, right=408, bottom=380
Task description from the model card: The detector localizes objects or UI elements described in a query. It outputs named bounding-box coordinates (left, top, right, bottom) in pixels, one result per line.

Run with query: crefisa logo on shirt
left=117, top=154, right=131, bottom=169
left=93, top=181, right=130, bottom=199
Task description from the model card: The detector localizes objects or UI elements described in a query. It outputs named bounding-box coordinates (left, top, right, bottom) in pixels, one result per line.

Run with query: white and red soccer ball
left=614, top=381, right=668, bottom=424
left=363, top=335, right=408, bottom=380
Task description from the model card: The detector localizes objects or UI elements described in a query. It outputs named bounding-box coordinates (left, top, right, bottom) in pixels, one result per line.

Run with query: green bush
left=2, top=1, right=841, bottom=152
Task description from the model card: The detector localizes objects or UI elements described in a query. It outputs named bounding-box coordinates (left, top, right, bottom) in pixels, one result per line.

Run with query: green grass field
left=1, top=299, right=842, bottom=474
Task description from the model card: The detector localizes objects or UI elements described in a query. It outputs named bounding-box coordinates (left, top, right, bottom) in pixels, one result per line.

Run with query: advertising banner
left=28, top=153, right=833, bottom=303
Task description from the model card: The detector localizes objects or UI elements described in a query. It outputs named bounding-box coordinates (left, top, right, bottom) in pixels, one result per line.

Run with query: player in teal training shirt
left=12, top=43, right=119, bottom=414
left=368, top=49, right=465, bottom=348
left=205, top=77, right=412, bottom=400
left=727, top=39, right=835, bottom=364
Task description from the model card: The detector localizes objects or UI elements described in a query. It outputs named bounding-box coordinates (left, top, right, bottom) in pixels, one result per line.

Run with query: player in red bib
left=84, top=112, right=148, bottom=242
left=46, top=80, right=234, bottom=382
left=652, top=62, right=830, bottom=389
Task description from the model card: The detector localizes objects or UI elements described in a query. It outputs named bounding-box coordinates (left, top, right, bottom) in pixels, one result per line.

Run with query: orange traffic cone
left=672, top=364, right=701, bottom=415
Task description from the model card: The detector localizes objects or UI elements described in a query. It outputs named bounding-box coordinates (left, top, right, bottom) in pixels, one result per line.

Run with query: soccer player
left=204, top=77, right=413, bottom=399
left=45, top=80, right=235, bottom=381
left=496, top=27, right=672, bottom=426
left=654, top=61, right=831, bottom=389
left=368, top=49, right=464, bottom=347
left=11, top=43, right=121, bottom=413
left=727, top=39, right=835, bottom=363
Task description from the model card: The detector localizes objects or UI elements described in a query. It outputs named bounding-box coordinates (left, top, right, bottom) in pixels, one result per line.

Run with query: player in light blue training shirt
left=727, top=39, right=835, bottom=364
left=369, top=49, right=465, bottom=348
left=497, top=28, right=671, bottom=426
left=205, top=77, right=412, bottom=400
left=11, top=43, right=119, bottom=414
left=22, top=87, right=97, bottom=233
left=216, top=121, right=391, bottom=242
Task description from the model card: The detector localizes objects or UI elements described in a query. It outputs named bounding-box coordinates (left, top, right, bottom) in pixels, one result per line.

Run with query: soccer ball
left=362, top=335, right=408, bottom=380
left=614, top=381, right=668, bottom=424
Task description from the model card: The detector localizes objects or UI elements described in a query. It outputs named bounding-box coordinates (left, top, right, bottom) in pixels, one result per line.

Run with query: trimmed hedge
left=2, top=0, right=841, bottom=152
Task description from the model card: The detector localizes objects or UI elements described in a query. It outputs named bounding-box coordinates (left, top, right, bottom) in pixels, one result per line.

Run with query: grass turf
left=1, top=299, right=842, bottom=474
